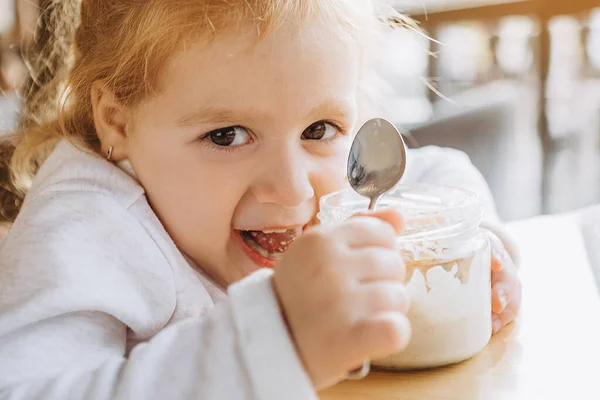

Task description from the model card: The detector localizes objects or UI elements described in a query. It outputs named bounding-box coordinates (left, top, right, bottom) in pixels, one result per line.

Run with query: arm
left=0, top=192, right=315, bottom=400
left=0, top=270, right=316, bottom=400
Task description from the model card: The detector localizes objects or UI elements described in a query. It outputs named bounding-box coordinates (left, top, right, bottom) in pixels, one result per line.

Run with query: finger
left=491, top=261, right=519, bottom=287
left=351, top=210, right=403, bottom=234
left=492, top=314, right=503, bottom=334
left=352, top=248, right=406, bottom=283
left=492, top=263, right=522, bottom=312
left=492, top=276, right=522, bottom=334
left=350, top=312, right=412, bottom=362
left=492, top=300, right=520, bottom=334
left=359, top=282, right=411, bottom=315
left=487, top=234, right=506, bottom=272
left=491, top=254, right=504, bottom=273
left=487, top=230, right=512, bottom=271
left=492, top=282, right=511, bottom=314
left=338, top=217, right=398, bottom=249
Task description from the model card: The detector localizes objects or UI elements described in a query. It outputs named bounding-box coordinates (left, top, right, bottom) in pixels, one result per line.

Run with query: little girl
left=0, top=0, right=521, bottom=398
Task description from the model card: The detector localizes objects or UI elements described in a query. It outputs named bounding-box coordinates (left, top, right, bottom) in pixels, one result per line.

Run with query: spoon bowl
left=348, top=118, right=407, bottom=210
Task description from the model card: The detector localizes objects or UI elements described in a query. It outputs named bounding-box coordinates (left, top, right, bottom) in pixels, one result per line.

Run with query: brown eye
left=302, top=122, right=337, bottom=141
left=208, top=127, right=251, bottom=147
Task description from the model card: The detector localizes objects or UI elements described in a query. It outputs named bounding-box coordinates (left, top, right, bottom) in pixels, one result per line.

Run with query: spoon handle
left=368, top=195, right=380, bottom=211
left=354, top=195, right=381, bottom=379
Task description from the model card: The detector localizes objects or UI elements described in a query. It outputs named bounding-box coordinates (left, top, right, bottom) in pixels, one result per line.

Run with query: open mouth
left=235, top=227, right=303, bottom=267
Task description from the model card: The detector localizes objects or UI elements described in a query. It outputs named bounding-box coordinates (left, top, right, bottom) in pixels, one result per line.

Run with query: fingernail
left=492, top=246, right=506, bottom=263
left=492, top=319, right=502, bottom=334
left=499, top=293, right=508, bottom=311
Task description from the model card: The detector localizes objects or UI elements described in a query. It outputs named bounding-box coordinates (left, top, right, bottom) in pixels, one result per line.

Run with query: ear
left=91, top=82, right=131, bottom=161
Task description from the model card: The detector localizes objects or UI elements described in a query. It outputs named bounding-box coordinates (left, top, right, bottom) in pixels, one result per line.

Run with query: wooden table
left=321, top=214, right=600, bottom=399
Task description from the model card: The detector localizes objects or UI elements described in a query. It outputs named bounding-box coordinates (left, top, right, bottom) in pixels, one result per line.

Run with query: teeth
left=261, top=229, right=288, bottom=234
left=242, top=233, right=284, bottom=260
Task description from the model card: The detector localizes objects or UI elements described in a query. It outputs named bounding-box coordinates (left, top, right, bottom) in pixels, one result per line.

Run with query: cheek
left=312, top=151, right=348, bottom=200
left=141, top=159, right=243, bottom=263
left=126, top=128, right=243, bottom=241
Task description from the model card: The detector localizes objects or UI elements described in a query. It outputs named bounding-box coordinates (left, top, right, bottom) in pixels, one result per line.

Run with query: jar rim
left=318, top=184, right=483, bottom=242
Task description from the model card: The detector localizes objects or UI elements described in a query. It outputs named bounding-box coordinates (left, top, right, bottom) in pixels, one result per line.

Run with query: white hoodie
left=0, top=140, right=512, bottom=399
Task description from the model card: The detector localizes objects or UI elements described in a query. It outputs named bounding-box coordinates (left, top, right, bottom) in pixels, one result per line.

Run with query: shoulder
left=0, top=182, right=176, bottom=339
left=404, top=146, right=474, bottom=181
left=27, top=139, right=145, bottom=209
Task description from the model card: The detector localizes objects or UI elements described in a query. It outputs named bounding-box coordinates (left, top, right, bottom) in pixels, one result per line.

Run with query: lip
left=232, top=224, right=310, bottom=269
left=239, top=224, right=309, bottom=232
left=233, top=230, right=279, bottom=269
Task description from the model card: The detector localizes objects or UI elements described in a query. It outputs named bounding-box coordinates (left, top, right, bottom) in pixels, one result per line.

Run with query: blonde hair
left=0, top=0, right=413, bottom=223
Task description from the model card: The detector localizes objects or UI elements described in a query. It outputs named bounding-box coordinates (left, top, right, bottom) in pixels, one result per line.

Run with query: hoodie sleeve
left=0, top=192, right=316, bottom=400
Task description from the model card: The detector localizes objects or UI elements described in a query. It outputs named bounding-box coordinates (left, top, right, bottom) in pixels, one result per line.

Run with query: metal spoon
left=346, top=118, right=407, bottom=380
left=348, top=118, right=407, bottom=210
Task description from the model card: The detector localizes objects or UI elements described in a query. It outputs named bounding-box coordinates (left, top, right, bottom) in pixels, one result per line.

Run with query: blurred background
left=1, top=0, right=599, bottom=222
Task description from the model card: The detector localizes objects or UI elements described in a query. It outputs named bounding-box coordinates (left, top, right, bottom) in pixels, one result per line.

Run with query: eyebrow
left=176, top=107, right=270, bottom=127
left=175, top=99, right=354, bottom=127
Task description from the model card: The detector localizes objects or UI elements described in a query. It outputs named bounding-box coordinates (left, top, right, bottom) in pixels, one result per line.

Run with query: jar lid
left=318, top=184, right=482, bottom=242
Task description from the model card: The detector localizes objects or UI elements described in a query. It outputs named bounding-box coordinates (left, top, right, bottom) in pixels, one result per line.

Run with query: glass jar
left=318, top=184, right=491, bottom=370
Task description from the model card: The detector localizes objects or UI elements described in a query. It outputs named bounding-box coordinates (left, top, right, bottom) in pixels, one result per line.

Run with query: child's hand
left=273, top=210, right=410, bottom=390
left=488, top=232, right=522, bottom=334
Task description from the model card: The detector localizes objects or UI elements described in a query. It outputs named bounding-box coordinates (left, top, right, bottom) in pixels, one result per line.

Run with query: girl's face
left=122, top=22, right=360, bottom=285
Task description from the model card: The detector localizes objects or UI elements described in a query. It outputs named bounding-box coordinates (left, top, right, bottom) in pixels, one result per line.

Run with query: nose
left=252, top=144, right=315, bottom=208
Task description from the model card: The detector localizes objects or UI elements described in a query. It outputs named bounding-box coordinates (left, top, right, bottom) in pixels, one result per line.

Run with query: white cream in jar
left=318, top=184, right=492, bottom=370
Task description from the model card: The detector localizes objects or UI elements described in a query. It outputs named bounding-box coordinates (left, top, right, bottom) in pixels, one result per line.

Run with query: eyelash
left=317, top=121, right=347, bottom=142
left=195, top=127, right=253, bottom=154
left=200, top=140, right=240, bottom=154
left=196, top=120, right=348, bottom=153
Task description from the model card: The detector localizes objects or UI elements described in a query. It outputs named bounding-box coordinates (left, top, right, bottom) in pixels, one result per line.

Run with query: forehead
left=153, top=22, right=361, bottom=122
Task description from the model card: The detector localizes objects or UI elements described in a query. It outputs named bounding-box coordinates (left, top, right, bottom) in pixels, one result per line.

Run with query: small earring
left=106, top=146, right=114, bottom=162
